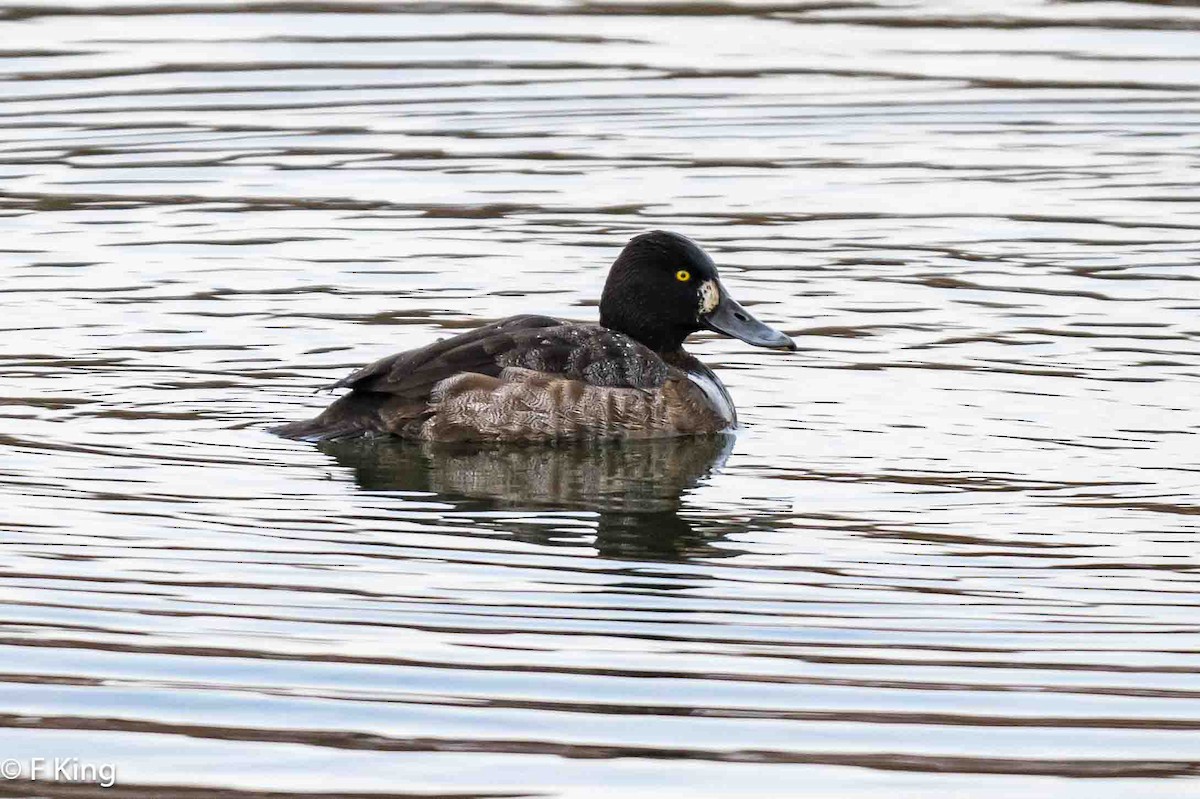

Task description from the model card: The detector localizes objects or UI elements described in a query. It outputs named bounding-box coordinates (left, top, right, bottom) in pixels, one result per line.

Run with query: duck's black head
left=599, top=230, right=796, bottom=354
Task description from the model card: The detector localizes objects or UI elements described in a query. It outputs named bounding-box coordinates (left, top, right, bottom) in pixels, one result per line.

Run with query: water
left=2, top=0, right=1200, bottom=796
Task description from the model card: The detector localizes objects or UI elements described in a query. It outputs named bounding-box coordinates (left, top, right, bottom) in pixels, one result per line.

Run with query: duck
left=273, top=230, right=795, bottom=443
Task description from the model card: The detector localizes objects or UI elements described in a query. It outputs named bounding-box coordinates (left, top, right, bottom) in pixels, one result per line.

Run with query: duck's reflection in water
left=320, top=434, right=737, bottom=561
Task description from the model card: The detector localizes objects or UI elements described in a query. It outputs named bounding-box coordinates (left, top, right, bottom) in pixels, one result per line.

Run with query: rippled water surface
left=3, top=0, right=1200, bottom=796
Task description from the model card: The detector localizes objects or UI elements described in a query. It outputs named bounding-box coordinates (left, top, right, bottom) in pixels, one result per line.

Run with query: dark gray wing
left=496, top=324, right=670, bottom=389
left=332, top=315, right=670, bottom=400
left=330, top=314, right=561, bottom=398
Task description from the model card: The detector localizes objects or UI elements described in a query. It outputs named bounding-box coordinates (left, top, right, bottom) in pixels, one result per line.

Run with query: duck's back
left=274, top=314, right=730, bottom=442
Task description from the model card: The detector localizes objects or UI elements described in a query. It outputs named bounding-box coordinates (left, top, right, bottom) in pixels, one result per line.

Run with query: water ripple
left=2, top=0, right=1200, bottom=797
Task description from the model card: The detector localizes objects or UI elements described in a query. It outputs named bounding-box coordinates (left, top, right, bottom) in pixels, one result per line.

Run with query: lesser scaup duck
left=274, top=231, right=794, bottom=442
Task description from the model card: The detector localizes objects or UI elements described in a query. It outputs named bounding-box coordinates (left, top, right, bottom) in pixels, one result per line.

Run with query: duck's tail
left=271, top=391, right=409, bottom=442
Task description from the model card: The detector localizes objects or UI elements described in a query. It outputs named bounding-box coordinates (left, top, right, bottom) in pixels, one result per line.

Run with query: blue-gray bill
left=702, top=286, right=796, bottom=351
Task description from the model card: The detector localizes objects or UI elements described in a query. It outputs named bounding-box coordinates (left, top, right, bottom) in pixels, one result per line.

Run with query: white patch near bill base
left=687, top=369, right=736, bottom=428
left=699, top=280, right=720, bottom=315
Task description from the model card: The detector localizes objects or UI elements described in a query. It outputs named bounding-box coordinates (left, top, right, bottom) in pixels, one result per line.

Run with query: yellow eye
left=675, top=270, right=691, bottom=282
